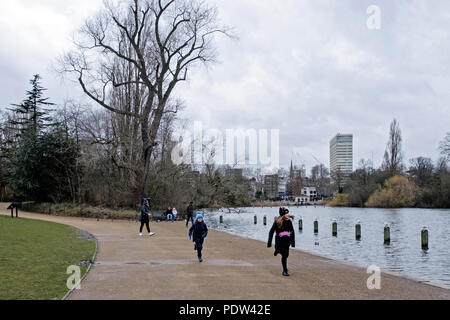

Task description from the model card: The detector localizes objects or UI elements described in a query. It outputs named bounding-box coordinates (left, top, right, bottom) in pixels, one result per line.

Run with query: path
left=1, top=203, right=449, bottom=300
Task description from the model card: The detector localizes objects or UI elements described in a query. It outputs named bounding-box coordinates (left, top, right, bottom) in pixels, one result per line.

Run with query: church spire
left=290, top=160, right=294, bottom=179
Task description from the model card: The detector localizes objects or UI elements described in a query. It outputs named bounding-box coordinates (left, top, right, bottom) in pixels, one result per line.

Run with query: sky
left=1, top=0, right=449, bottom=172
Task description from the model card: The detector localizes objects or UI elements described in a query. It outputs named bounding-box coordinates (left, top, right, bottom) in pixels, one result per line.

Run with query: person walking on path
left=186, top=202, right=194, bottom=227
left=139, top=199, right=155, bottom=237
left=189, top=213, right=208, bottom=262
left=267, top=207, right=295, bottom=277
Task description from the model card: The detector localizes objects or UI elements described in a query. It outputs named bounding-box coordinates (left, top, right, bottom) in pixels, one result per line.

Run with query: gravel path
left=1, top=203, right=449, bottom=300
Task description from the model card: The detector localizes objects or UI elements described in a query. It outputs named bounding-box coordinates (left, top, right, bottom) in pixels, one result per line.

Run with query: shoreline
left=208, top=225, right=450, bottom=291
left=1, top=203, right=449, bottom=300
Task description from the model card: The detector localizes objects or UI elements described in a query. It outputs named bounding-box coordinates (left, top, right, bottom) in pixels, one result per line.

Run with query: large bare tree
left=440, top=132, right=450, bottom=161
left=60, top=0, right=229, bottom=201
left=382, top=119, right=404, bottom=176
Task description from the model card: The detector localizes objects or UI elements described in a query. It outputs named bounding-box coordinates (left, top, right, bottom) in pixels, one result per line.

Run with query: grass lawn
left=0, top=215, right=96, bottom=300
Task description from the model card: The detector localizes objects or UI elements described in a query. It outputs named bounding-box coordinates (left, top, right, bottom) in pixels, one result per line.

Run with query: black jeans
left=279, top=246, right=290, bottom=273
left=186, top=214, right=194, bottom=227
left=140, top=221, right=150, bottom=233
left=195, top=240, right=204, bottom=259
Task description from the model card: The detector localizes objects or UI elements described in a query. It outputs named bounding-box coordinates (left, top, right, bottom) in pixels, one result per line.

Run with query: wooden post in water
left=355, top=222, right=361, bottom=240
left=384, top=223, right=391, bottom=244
left=254, top=215, right=257, bottom=225
left=299, top=218, right=303, bottom=231
left=220, top=215, right=223, bottom=224
left=314, top=220, right=319, bottom=234
left=263, top=216, right=267, bottom=226
left=421, top=227, right=429, bottom=250
left=332, top=220, right=338, bottom=237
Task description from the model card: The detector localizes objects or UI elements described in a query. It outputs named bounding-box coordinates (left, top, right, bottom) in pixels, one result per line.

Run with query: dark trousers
left=186, top=214, right=194, bottom=227
left=194, top=239, right=204, bottom=259
left=280, top=246, right=290, bottom=273
left=140, top=221, right=150, bottom=233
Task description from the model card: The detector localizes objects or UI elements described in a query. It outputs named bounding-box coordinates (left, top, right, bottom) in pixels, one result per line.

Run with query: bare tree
left=331, top=166, right=345, bottom=193
left=408, top=157, right=434, bottom=188
left=382, top=119, right=404, bottom=176
left=311, top=164, right=330, bottom=197
left=347, top=159, right=377, bottom=207
left=440, top=132, right=450, bottom=161
left=59, top=0, right=230, bottom=200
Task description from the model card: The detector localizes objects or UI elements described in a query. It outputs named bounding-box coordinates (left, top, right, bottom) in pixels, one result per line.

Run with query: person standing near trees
left=139, top=199, right=155, bottom=237
left=186, top=202, right=194, bottom=227
left=267, top=208, right=295, bottom=277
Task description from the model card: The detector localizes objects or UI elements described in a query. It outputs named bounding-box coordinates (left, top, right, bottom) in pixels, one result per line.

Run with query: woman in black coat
left=267, top=207, right=295, bottom=276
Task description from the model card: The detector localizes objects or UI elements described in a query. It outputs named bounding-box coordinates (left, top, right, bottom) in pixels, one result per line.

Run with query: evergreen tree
left=8, top=126, right=82, bottom=202
left=8, top=74, right=55, bottom=137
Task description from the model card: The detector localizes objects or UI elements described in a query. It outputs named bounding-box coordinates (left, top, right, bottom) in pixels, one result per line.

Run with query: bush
left=20, top=202, right=140, bottom=220
left=327, top=194, right=350, bottom=207
left=365, top=175, right=419, bottom=208
left=21, top=201, right=37, bottom=211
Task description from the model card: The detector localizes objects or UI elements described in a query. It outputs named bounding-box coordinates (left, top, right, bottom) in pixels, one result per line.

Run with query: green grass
left=0, top=216, right=96, bottom=300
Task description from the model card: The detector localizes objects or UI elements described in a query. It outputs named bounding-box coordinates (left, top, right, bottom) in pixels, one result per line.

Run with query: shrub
left=365, top=175, right=419, bottom=208
left=327, top=194, right=350, bottom=207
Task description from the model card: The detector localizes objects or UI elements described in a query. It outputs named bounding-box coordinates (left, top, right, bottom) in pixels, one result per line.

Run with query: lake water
left=204, top=206, right=450, bottom=286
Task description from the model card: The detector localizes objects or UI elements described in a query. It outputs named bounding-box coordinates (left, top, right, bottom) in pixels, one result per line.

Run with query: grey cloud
left=1, top=0, right=449, bottom=172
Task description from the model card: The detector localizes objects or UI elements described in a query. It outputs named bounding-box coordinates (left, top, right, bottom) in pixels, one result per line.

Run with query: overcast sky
left=1, top=0, right=449, bottom=172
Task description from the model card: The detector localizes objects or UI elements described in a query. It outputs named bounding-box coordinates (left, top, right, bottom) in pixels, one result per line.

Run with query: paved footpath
left=1, top=203, right=449, bottom=300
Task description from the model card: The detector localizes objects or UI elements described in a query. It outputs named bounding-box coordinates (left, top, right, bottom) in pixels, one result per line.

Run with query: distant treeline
left=331, top=120, right=450, bottom=208
left=1, top=79, right=449, bottom=210
left=0, top=75, right=254, bottom=210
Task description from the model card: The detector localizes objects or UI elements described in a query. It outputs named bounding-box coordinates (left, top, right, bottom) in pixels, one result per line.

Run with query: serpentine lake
left=205, top=206, right=450, bottom=286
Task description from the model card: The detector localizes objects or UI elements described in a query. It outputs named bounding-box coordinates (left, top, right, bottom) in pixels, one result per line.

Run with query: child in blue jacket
left=189, top=213, right=208, bottom=262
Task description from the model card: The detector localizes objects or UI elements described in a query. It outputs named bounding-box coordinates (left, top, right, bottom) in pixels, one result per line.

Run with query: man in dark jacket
left=186, top=202, right=194, bottom=227
left=189, top=213, right=208, bottom=262
left=139, top=199, right=155, bottom=237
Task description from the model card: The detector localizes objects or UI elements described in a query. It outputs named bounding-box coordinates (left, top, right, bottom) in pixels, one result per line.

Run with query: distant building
left=294, top=195, right=309, bottom=205
left=286, top=161, right=304, bottom=196
left=278, top=176, right=288, bottom=198
left=277, top=168, right=288, bottom=198
left=264, top=174, right=279, bottom=199
left=302, top=187, right=318, bottom=201
left=330, top=134, right=353, bottom=185
left=294, top=187, right=320, bottom=204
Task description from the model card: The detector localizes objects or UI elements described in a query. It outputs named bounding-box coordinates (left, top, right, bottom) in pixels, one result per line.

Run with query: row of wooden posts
left=219, top=215, right=430, bottom=250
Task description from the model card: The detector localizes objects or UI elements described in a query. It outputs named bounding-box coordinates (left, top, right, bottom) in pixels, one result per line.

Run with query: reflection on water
left=205, top=206, right=450, bottom=286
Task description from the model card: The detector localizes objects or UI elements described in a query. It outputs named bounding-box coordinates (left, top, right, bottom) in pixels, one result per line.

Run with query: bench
left=150, top=210, right=166, bottom=221
left=150, top=210, right=180, bottom=222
